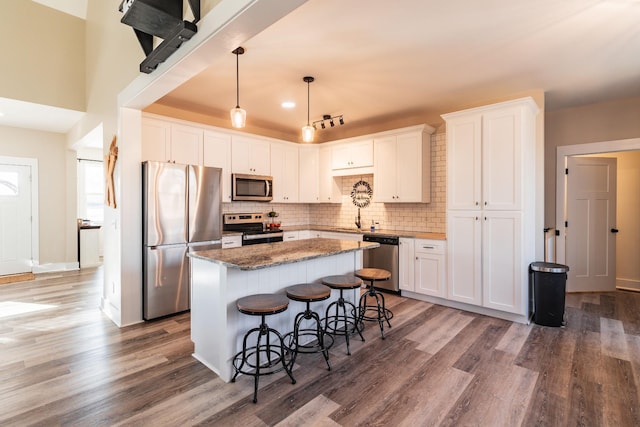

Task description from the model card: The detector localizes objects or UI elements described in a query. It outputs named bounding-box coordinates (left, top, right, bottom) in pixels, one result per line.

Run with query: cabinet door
left=415, top=252, right=445, bottom=297
left=271, top=143, right=299, bottom=203
left=447, top=211, right=482, bottom=305
left=319, top=146, right=341, bottom=202
left=350, top=139, right=374, bottom=168
left=396, top=132, right=425, bottom=202
left=171, top=124, right=203, bottom=165
left=446, top=115, right=482, bottom=210
left=203, top=130, right=232, bottom=202
left=331, top=144, right=352, bottom=169
left=141, top=118, right=170, bottom=162
left=373, top=137, right=397, bottom=202
left=299, top=146, right=320, bottom=203
left=482, top=211, right=523, bottom=314
left=399, top=238, right=414, bottom=291
left=482, top=107, right=522, bottom=210
left=232, top=136, right=270, bottom=175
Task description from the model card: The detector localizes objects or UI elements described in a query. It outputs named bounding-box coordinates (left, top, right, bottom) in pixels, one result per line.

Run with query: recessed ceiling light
left=281, top=101, right=295, bottom=109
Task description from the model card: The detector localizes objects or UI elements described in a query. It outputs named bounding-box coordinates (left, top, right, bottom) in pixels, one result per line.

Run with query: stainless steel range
left=223, top=213, right=284, bottom=246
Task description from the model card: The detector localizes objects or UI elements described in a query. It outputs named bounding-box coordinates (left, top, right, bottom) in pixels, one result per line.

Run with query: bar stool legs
left=287, top=300, right=332, bottom=370
left=231, top=294, right=295, bottom=404
left=324, top=288, right=364, bottom=355
left=355, top=268, right=394, bottom=339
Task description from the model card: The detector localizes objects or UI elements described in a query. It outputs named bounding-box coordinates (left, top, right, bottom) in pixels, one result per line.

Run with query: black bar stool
left=231, top=293, right=296, bottom=403
left=283, top=283, right=334, bottom=371
left=355, top=268, right=394, bottom=339
left=321, top=275, right=365, bottom=355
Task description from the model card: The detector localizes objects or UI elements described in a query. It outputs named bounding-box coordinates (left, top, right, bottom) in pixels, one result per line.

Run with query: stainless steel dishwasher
left=362, top=234, right=399, bottom=292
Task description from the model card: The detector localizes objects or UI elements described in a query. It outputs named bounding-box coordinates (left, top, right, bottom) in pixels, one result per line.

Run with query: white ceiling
left=155, top=0, right=640, bottom=142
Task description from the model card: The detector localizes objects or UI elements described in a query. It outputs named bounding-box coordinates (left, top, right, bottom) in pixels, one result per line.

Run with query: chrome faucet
left=355, top=208, right=361, bottom=229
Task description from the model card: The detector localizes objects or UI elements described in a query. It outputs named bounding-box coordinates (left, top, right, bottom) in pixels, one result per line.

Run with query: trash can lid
left=530, top=262, right=569, bottom=273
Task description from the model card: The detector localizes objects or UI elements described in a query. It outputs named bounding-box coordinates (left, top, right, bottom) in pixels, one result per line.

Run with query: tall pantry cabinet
left=442, top=97, right=539, bottom=317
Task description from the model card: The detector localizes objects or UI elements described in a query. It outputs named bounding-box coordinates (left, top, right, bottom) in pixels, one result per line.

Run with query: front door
left=0, top=161, right=34, bottom=275
left=566, top=156, right=617, bottom=292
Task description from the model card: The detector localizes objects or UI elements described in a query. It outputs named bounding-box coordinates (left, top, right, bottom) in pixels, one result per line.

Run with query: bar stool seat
left=283, top=283, right=334, bottom=371
left=355, top=268, right=394, bottom=339
left=231, top=293, right=296, bottom=403
left=321, top=275, right=365, bottom=355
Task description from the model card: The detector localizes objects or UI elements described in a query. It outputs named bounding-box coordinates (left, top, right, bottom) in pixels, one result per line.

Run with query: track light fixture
left=230, top=47, right=246, bottom=128
left=312, top=114, right=345, bottom=130
left=302, top=76, right=315, bottom=143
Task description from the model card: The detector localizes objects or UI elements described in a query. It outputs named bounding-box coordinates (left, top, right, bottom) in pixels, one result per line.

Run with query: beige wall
left=0, top=125, right=70, bottom=264
left=545, top=95, right=640, bottom=226
left=0, top=2, right=85, bottom=111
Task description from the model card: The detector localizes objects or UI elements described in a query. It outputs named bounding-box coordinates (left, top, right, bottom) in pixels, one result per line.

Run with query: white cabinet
left=443, top=97, right=539, bottom=316
left=399, top=238, right=415, bottom=292
left=231, top=135, right=270, bottom=175
left=283, top=231, right=299, bottom=242
left=141, top=117, right=171, bottom=162
left=203, top=130, right=232, bottom=202
left=319, top=145, right=341, bottom=203
left=374, top=128, right=432, bottom=203
left=298, top=230, right=315, bottom=240
left=298, top=146, right=320, bottom=203
left=271, top=142, right=299, bottom=203
left=141, top=117, right=203, bottom=165
left=79, top=227, right=102, bottom=268
left=331, top=139, right=373, bottom=172
left=171, top=124, right=203, bottom=165
left=221, top=234, right=242, bottom=249
left=414, top=239, right=446, bottom=298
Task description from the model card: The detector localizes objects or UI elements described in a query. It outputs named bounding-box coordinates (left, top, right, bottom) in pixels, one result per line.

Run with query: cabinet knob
left=475, top=201, right=479, bottom=206
left=484, top=201, right=487, bottom=206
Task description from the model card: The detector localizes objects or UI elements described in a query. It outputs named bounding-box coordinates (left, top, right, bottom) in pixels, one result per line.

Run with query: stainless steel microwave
left=232, top=174, right=273, bottom=201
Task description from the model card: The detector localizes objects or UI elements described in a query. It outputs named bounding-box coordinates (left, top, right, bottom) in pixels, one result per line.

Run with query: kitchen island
left=188, top=238, right=379, bottom=381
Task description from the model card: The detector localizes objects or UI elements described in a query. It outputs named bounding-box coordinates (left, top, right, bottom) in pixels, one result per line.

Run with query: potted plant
left=267, top=210, right=280, bottom=230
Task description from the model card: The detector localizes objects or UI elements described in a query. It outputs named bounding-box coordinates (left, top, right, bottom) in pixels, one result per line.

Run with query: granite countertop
left=285, top=225, right=446, bottom=240
left=189, top=238, right=379, bottom=270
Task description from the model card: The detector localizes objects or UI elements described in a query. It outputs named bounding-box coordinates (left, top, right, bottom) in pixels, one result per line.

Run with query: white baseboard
left=32, top=262, right=79, bottom=273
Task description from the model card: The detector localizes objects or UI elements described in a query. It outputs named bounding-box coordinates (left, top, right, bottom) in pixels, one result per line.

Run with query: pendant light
left=230, top=47, right=246, bottom=128
left=302, top=76, right=315, bottom=143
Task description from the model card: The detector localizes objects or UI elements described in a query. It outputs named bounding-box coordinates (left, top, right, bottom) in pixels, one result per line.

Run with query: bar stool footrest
left=231, top=345, right=290, bottom=378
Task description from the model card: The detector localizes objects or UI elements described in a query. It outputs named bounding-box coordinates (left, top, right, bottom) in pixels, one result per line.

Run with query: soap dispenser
left=370, top=220, right=375, bottom=232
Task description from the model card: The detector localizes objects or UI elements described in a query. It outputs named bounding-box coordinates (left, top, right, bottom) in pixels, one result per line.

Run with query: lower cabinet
left=283, top=231, right=299, bottom=242
left=399, top=238, right=415, bottom=292
left=221, top=235, right=242, bottom=249
left=414, top=239, right=446, bottom=297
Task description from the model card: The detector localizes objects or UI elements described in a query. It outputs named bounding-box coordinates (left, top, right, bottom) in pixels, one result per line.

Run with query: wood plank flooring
left=1, top=267, right=639, bottom=426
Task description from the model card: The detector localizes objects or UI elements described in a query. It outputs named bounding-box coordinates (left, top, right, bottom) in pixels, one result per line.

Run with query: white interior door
left=0, top=163, right=33, bottom=275
left=566, top=156, right=617, bottom=292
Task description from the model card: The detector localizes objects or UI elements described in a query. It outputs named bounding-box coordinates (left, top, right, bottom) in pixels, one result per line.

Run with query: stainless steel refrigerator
left=142, top=161, right=222, bottom=320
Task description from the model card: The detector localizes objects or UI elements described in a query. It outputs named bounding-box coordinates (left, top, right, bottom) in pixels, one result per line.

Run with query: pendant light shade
left=302, top=76, right=315, bottom=143
left=230, top=47, right=246, bottom=128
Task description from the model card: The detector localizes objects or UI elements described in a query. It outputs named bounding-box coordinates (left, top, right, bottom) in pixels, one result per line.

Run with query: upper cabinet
left=373, top=126, right=433, bottom=203
left=331, top=139, right=374, bottom=175
left=271, top=142, right=299, bottom=203
left=445, top=104, right=528, bottom=211
left=141, top=117, right=202, bottom=165
left=318, top=145, right=341, bottom=203
left=298, top=146, right=320, bottom=203
left=231, top=135, right=270, bottom=175
left=203, top=130, right=232, bottom=202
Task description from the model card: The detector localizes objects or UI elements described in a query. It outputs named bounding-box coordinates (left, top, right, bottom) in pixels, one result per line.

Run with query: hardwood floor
left=1, top=267, right=639, bottom=426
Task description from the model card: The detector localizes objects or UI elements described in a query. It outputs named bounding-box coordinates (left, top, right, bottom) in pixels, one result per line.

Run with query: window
left=78, top=160, right=104, bottom=222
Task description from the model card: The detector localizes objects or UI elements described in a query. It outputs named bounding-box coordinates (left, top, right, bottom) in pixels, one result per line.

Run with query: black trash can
left=530, top=262, right=569, bottom=327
